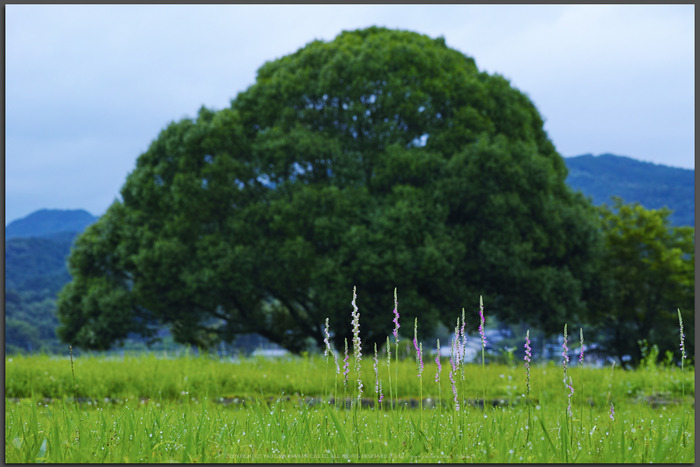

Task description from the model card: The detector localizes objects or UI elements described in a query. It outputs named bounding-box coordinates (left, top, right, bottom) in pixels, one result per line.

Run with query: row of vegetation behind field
left=6, top=352, right=693, bottom=405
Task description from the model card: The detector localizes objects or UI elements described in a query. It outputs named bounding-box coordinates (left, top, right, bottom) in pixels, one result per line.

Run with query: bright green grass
left=4, top=352, right=694, bottom=403
left=5, top=395, right=694, bottom=463
left=4, top=353, right=695, bottom=463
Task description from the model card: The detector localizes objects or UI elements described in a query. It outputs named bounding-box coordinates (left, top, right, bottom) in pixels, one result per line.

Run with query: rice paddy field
left=4, top=348, right=695, bottom=463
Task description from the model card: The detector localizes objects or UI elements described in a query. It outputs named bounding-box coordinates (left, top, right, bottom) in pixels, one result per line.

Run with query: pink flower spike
left=566, top=376, right=575, bottom=417
left=678, top=309, right=686, bottom=360
left=453, top=318, right=461, bottom=368
left=460, top=308, right=467, bottom=361
left=392, top=288, right=400, bottom=343
left=562, top=324, right=570, bottom=375
left=435, top=339, right=442, bottom=383
left=524, top=330, right=531, bottom=396
left=524, top=330, right=532, bottom=363
left=478, top=296, right=487, bottom=348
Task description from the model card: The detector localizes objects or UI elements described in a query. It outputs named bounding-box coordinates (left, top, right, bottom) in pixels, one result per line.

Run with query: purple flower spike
left=392, top=288, right=400, bottom=343
left=566, top=376, right=575, bottom=417
left=678, top=309, right=686, bottom=360
left=453, top=318, right=461, bottom=368
left=524, top=330, right=532, bottom=396
left=579, top=328, right=584, bottom=364
left=562, top=324, right=570, bottom=376
left=435, top=339, right=442, bottom=383
left=524, top=331, right=532, bottom=364
left=460, top=308, right=467, bottom=360
left=478, top=296, right=487, bottom=348
left=609, top=402, right=615, bottom=421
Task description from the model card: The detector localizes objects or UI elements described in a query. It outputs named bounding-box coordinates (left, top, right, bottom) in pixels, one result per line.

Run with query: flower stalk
left=392, top=288, right=400, bottom=405
left=579, top=327, right=585, bottom=425
left=343, top=338, right=350, bottom=389
left=524, top=330, right=531, bottom=397
left=373, top=343, right=383, bottom=408
left=678, top=308, right=687, bottom=446
left=386, top=335, right=392, bottom=409
left=413, top=318, right=424, bottom=377
left=459, top=308, right=467, bottom=382
left=323, top=318, right=331, bottom=404
left=608, top=361, right=615, bottom=423
left=450, top=338, right=459, bottom=411
left=413, top=318, right=424, bottom=426
left=435, top=338, right=442, bottom=412
left=524, top=331, right=532, bottom=443
left=351, top=287, right=362, bottom=404
left=479, top=296, right=487, bottom=411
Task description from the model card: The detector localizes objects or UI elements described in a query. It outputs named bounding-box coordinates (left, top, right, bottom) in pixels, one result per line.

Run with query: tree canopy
left=590, top=198, right=694, bottom=366
left=57, top=27, right=603, bottom=353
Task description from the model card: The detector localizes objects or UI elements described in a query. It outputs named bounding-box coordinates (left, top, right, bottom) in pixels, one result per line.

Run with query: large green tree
left=57, top=27, right=602, bottom=353
left=590, top=198, right=694, bottom=367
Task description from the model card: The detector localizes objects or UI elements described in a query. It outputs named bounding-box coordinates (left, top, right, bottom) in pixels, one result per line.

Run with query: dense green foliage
left=590, top=198, right=695, bottom=366
left=56, top=27, right=603, bottom=353
left=5, top=354, right=695, bottom=463
left=564, top=154, right=694, bottom=227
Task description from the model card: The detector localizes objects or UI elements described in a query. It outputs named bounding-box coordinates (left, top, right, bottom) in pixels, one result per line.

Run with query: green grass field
left=4, top=351, right=695, bottom=463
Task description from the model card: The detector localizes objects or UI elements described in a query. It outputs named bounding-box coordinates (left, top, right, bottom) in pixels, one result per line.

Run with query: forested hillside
left=5, top=210, right=97, bottom=352
left=564, top=153, right=694, bottom=227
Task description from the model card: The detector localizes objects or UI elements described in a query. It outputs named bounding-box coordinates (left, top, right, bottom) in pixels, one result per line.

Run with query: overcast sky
left=5, top=4, right=695, bottom=225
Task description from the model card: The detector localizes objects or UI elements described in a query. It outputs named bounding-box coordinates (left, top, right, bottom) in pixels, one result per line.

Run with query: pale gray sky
left=5, top=4, right=695, bottom=224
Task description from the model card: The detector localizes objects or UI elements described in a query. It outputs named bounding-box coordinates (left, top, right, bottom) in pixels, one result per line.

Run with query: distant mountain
left=563, top=154, right=694, bottom=227
left=6, top=209, right=98, bottom=239
left=5, top=210, right=97, bottom=353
